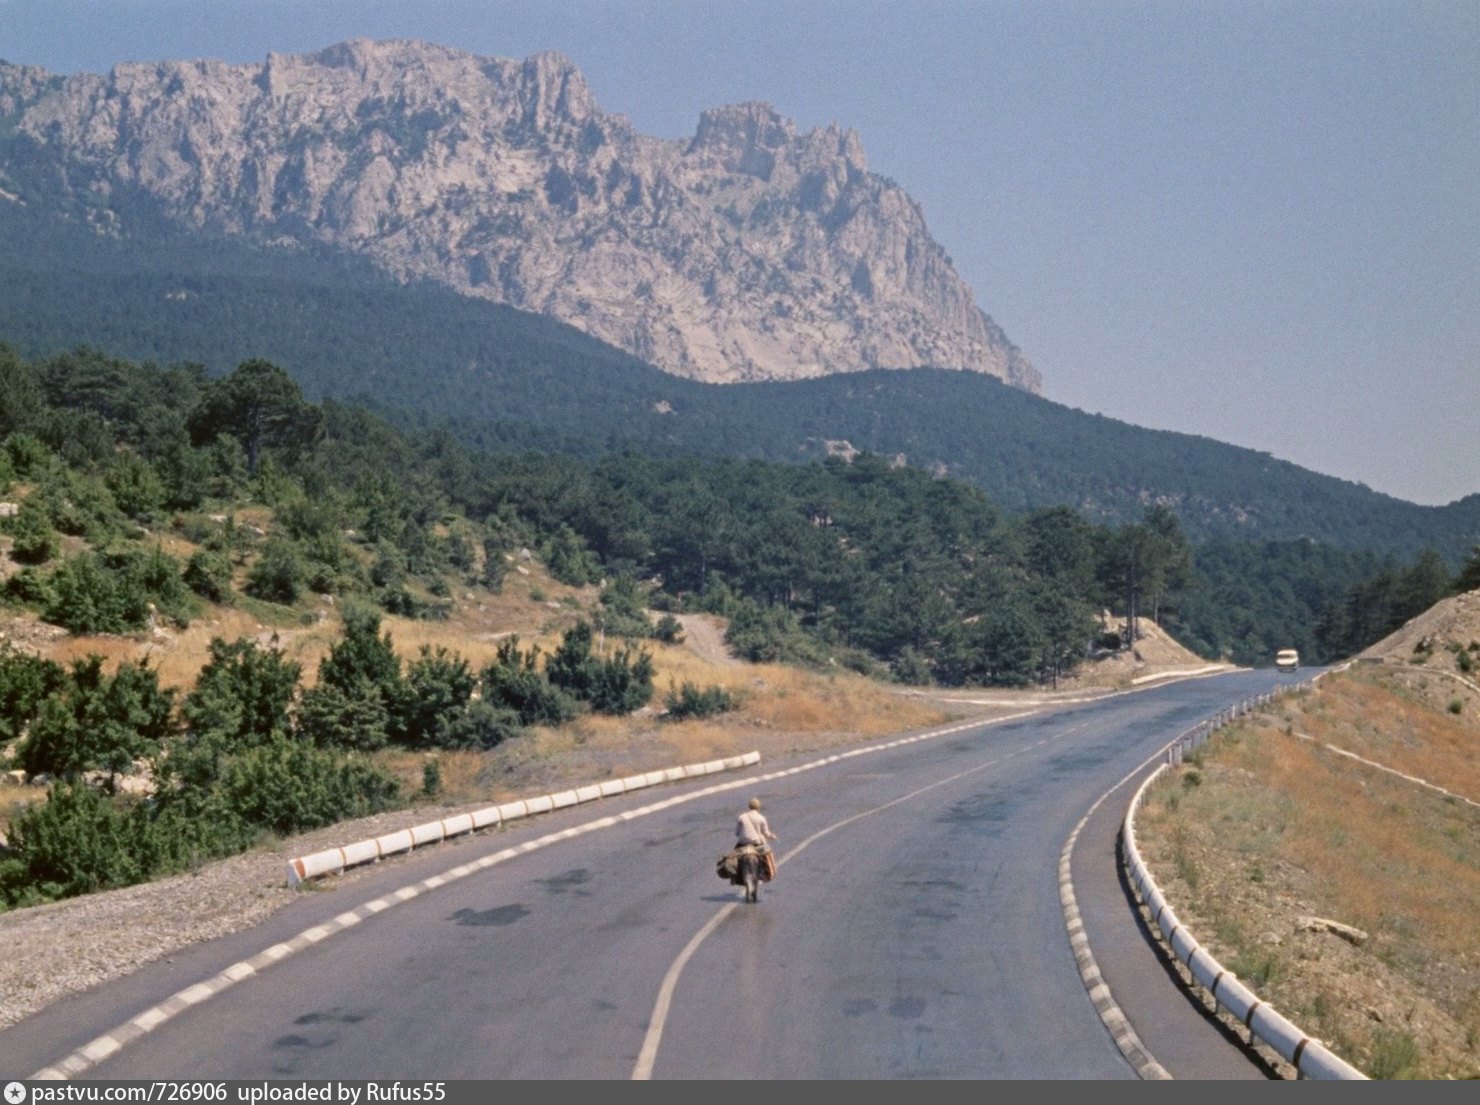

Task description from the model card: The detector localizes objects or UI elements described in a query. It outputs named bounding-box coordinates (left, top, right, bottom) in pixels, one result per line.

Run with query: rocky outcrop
left=0, top=39, right=1039, bottom=391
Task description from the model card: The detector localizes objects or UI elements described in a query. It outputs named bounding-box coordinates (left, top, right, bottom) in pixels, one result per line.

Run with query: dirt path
left=674, top=613, right=737, bottom=667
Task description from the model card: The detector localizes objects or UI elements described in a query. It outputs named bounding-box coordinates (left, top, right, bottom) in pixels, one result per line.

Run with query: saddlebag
left=716, top=849, right=741, bottom=882
left=717, top=847, right=776, bottom=884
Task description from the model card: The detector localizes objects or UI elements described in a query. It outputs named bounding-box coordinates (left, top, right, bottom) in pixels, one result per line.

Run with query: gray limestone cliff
left=0, top=39, right=1040, bottom=391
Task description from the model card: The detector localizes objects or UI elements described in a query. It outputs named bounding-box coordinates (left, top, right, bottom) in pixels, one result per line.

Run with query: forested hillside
left=3, top=202, right=1477, bottom=560
left=0, top=346, right=1468, bottom=911
left=0, top=346, right=1463, bottom=677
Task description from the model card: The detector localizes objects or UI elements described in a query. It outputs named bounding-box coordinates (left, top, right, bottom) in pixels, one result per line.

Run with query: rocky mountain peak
left=0, top=40, right=1040, bottom=393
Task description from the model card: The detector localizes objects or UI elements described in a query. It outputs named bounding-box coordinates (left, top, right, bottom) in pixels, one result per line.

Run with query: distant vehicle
left=1275, top=649, right=1300, bottom=672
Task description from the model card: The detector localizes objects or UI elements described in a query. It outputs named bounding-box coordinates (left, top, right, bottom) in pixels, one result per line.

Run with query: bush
left=599, top=574, right=656, bottom=639
left=585, top=645, right=655, bottom=715
left=1367, top=1028, right=1420, bottom=1080
left=890, top=646, right=933, bottom=685
left=652, top=613, right=684, bottom=643
left=725, top=601, right=801, bottom=663
left=662, top=680, right=740, bottom=721
left=4, top=566, right=52, bottom=607
left=545, top=620, right=598, bottom=696
left=6, top=501, right=59, bottom=564
left=543, top=524, right=600, bottom=586
left=479, top=637, right=576, bottom=727
left=1448, top=699, right=1463, bottom=715
left=17, top=655, right=175, bottom=787
left=182, top=636, right=301, bottom=751
left=105, top=454, right=165, bottom=519
left=545, top=620, right=655, bottom=714
left=389, top=645, right=476, bottom=747
left=4, top=433, right=52, bottom=480
left=130, top=545, right=196, bottom=627
left=183, top=548, right=234, bottom=603
left=436, top=699, right=523, bottom=750
left=295, top=680, right=391, bottom=751
left=244, top=538, right=303, bottom=605
left=2, top=781, right=152, bottom=900
left=213, top=738, right=400, bottom=837
left=317, top=604, right=403, bottom=699
left=45, top=553, right=151, bottom=634
left=480, top=530, right=510, bottom=591
left=0, top=643, right=66, bottom=744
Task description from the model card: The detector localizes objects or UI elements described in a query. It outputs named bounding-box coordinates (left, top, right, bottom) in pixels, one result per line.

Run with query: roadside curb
left=1122, top=684, right=1368, bottom=1080
left=286, top=751, right=763, bottom=885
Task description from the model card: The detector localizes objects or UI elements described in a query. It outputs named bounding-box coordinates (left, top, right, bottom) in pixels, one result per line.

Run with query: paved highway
left=3, top=668, right=1309, bottom=1079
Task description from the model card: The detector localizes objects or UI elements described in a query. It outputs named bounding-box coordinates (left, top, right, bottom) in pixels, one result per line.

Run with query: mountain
left=0, top=39, right=1037, bottom=391
left=1, top=200, right=1477, bottom=565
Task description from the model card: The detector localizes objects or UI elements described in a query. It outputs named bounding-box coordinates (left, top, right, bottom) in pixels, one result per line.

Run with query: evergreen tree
left=18, top=656, right=175, bottom=790
left=187, top=359, right=318, bottom=475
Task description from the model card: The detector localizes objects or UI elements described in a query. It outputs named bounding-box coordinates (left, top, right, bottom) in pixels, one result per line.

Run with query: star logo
left=5, top=1083, right=27, bottom=1105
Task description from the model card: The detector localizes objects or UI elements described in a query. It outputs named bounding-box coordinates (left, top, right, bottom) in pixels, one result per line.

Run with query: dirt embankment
left=1135, top=594, right=1480, bottom=1080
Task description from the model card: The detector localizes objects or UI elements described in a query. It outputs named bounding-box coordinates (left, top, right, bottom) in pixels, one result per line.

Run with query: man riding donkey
left=718, top=797, right=779, bottom=902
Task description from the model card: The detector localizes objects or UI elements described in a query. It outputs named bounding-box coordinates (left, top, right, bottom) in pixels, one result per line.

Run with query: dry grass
left=1137, top=672, right=1480, bottom=1079
left=0, top=556, right=956, bottom=840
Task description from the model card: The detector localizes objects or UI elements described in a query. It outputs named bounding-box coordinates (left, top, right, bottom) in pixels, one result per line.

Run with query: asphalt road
left=3, top=668, right=1310, bottom=1079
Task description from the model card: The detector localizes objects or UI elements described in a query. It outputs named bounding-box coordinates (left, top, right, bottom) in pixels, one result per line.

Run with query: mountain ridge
left=0, top=38, right=1038, bottom=391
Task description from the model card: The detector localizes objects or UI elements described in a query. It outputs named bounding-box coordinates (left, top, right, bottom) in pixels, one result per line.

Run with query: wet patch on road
left=537, top=868, right=593, bottom=895
left=449, top=904, right=530, bottom=926
left=888, top=997, right=927, bottom=1020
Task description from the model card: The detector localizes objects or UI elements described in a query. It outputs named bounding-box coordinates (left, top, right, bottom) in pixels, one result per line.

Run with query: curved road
left=2, top=669, right=1309, bottom=1079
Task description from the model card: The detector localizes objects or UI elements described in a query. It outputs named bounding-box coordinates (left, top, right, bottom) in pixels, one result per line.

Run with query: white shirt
left=736, top=809, right=772, bottom=844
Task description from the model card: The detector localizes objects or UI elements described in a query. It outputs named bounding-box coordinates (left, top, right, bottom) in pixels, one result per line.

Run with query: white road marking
left=631, top=756, right=1006, bottom=1079
left=29, top=708, right=1044, bottom=1081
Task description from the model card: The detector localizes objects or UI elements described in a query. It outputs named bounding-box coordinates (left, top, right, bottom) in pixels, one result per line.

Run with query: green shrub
left=1367, top=1028, right=1420, bottom=1080
left=436, top=699, right=523, bottom=750
left=17, top=655, right=175, bottom=786
left=244, top=538, right=303, bottom=605
left=0, top=643, right=67, bottom=744
left=543, top=524, right=600, bottom=586
left=890, top=646, right=933, bottom=685
left=212, top=738, right=400, bottom=837
left=1448, top=699, right=1463, bottom=715
left=545, top=620, right=655, bottom=715
left=6, top=501, right=59, bottom=565
left=4, top=567, right=51, bottom=607
left=662, top=680, right=740, bottom=721
left=182, top=637, right=301, bottom=751
left=295, top=680, right=391, bottom=751
left=4, top=433, right=52, bottom=480
left=585, top=645, right=655, bottom=715
left=725, top=600, right=802, bottom=663
left=183, top=548, right=234, bottom=603
left=318, top=604, right=403, bottom=698
left=131, top=545, right=195, bottom=627
left=45, top=553, right=151, bottom=634
left=389, top=645, right=476, bottom=747
left=480, top=532, right=510, bottom=591
left=105, top=454, right=165, bottom=519
left=479, top=637, right=576, bottom=727
left=2, top=781, right=152, bottom=900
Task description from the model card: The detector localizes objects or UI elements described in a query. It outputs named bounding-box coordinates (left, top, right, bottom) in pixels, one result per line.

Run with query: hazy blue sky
left=4, top=0, right=1476, bottom=505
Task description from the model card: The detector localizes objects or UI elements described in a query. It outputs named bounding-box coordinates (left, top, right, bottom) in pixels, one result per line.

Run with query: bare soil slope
left=1135, top=597, right=1480, bottom=1079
